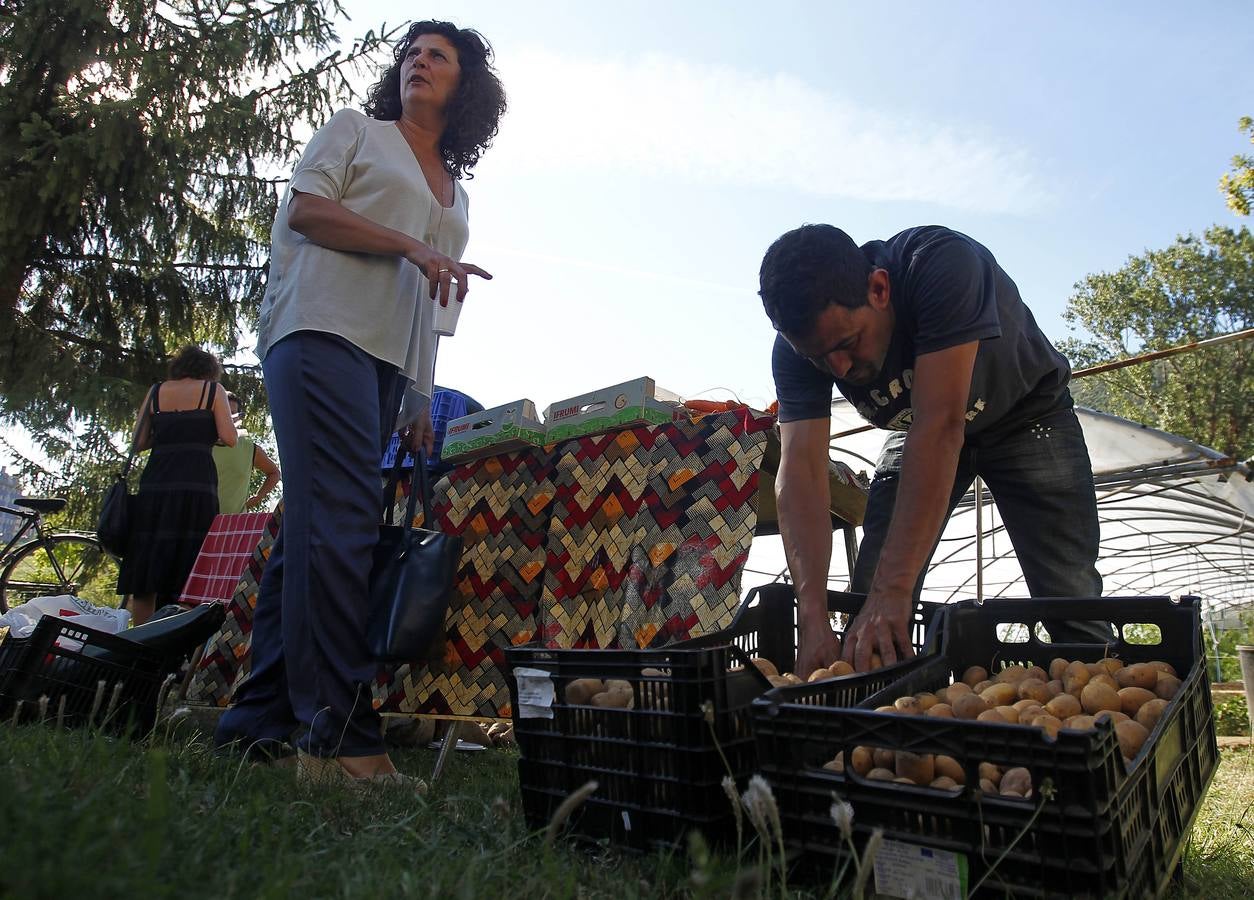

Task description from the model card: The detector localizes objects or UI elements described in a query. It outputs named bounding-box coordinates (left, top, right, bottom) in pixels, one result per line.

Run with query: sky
left=336, top=0, right=1252, bottom=414
left=2, top=1, right=1251, bottom=471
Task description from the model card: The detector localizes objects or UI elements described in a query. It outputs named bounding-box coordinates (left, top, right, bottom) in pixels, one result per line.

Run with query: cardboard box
left=441, top=399, right=547, bottom=463
left=543, top=377, right=682, bottom=443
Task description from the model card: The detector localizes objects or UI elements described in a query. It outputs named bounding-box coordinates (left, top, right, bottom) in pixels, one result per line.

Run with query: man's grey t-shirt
left=772, top=226, right=1072, bottom=443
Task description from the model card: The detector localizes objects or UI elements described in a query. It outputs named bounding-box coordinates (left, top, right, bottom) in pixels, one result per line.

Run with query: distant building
left=0, top=468, right=21, bottom=543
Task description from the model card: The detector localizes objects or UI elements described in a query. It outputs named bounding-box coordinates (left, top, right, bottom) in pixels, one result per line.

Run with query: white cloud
left=489, top=49, right=1051, bottom=215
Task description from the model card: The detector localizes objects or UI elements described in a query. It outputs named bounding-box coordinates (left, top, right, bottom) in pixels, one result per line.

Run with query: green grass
left=0, top=722, right=1249, bottom=899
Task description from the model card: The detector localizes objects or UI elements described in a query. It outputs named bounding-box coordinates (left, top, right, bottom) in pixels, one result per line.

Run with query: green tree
left=1220, top=116, right=1254, bottom=216
left=0, top=0, right=395, bottom=526
left=1062, top=226, right=1254, bottom=460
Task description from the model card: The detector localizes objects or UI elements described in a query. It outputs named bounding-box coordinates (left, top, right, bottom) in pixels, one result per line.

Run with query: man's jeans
left=851, top=406, right=1112, bottom=644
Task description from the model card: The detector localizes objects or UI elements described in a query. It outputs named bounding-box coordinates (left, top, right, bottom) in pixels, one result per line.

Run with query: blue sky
left=336, top=0, right=1251, bottom=413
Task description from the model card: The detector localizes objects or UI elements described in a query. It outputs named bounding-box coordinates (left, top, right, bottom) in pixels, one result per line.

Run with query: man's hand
left=841, top=592, right=914, bottom=671
left=796, top=623, right=843, bottom=679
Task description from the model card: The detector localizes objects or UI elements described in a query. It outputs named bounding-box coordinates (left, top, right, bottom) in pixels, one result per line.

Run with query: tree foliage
left=1062, top=226, right=1254, bottom=460
left=1220, top=116, right=1254, bottom=217
left=0, top=0, right=395, bottom=525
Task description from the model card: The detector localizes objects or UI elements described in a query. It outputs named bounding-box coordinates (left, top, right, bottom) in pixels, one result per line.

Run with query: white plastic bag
left=0, top=594, right=131, bottom=639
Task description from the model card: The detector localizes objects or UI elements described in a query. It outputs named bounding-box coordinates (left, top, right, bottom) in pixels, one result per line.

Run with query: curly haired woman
left=216, top=20, right=505, bottom=787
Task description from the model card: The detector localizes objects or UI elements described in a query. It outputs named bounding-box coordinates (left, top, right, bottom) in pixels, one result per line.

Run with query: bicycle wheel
left=0, top=535, right=121, bottom=613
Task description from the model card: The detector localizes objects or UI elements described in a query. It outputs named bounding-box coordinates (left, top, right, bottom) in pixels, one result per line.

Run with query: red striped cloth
left=178, top=512, right=273, bottom=606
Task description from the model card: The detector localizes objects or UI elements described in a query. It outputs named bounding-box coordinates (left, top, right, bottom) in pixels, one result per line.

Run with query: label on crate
left=873, top=839, right=968, bottom=900
left=513, top=667, right=556, bottom=719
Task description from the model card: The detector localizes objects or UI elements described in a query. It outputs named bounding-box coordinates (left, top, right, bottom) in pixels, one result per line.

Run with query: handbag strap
left=120, top=383, right=158, bottom=479
left=382, top=445, right=436, bottom=533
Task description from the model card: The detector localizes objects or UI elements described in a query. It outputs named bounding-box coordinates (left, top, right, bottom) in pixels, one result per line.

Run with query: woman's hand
left=399, top=411, right=435, bottom=457
left=404, top=243, right=492, bottom=305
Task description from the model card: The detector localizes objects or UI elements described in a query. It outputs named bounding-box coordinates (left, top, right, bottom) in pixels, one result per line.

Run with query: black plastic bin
left=751, top=595, right=1219, bottom=899
left=0, top=616, right=168, bottom=732
left=505, top=583, right=945, bottom=851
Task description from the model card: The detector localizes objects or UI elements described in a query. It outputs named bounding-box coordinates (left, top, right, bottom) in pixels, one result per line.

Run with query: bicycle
left=0, top=497, right=120, bottom=613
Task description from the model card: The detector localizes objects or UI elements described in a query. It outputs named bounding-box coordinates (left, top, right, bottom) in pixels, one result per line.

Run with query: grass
left=0, top=721, right=1249, bottom=899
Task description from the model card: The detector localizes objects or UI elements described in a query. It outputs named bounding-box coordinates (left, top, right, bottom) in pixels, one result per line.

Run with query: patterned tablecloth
left=187, top=409, right=774, bottom=719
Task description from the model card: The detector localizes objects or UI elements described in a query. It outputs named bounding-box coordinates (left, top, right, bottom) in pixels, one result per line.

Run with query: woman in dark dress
left=116, top=347, right=237, bottom=624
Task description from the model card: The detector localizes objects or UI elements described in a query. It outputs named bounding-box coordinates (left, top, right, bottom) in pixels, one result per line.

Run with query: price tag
left=513, top=667, right=556, bottom=719
left=873, top=838, right=968, bottom=900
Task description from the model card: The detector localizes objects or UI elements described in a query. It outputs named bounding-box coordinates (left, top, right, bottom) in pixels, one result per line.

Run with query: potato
left=896, top=751, right=935, bottom=786
left=979, top=777, right=999, bottom=794
left=782, top=673, right=804, bottom=685
left=1048, top=657, right=1071, bottom=681
left=914, top=693, right=940, bottom=712
left=1081, top=682, right=1122, bottom=715
left=1063, top=661, right=1091, bottom=694
left=1013, top=697, right=1041, bottom=711
left=962, top=665, right=990, bottom=687
left=1044, top=693, right=1082, bottom=720
left=1116, top=663, right=1158, bottom=690
left=1017, top=678, right=1053, bottom=703
left=751, top=658, right=780, bottom=679
left=930, top=776, right=960, bottom=791
left=605, top=679, right=633, bottom=695
left=978, top=708, right=1009, bottom=724
left=827, top=660, right=855, bottom=677
left=868, top=653, right=884, bottom=670
left=926, top=703, right=955, bottom=718
left=1031, top=714, right=1063, bottom=739
left=973, top=679, right=995, bottom=695
left=867, top=767, right=896, bottom=781
left=823, top=754, right=845, bottom=773
left=945, top=682, right=973, bottom=700
left=953, top=693, right=991, bottom=720
left=1094, top=710, right=1129, bottom=725
left=1016, top=703, right=1045, bottom=724
left=850, top=746, right=874, bottom=776
left=980, top=683, right=1019, bottom=707
left=565, top=678, right=605, bottom=705
left=978, top=762, right=1002, bottom=786
left=873, top=748, right=896, bottom=770
left=1025, top=666, right=1050, bottom=684
left=1118, top=687, right=1157, bottom=717
left=1148, top=661, right=1178, bottom=677
left=894, top=696, right=922, bottom=714
left=808, top=668, right=832, bottom=683
left=1086, top=662, right=1106, bottom=677
left=875, top=705, right=898, bottom=714
left=1135, top=698, right=1169, bottom=731
left=767, top=675, right=790, bottom=688
left=1090, top=673, right=1120, bottom=692
left=995, top=705, right=1021, bottom=724
left=1097, top=657, right=1124, bottom=676
left=995, top=665, right=1029, bottom=684
left=934, top=755, right=965, bottom=784
left=591, top=690, right=632, bottom=709
left=1046, top=679, right=1065, bottom=697
left=1115, top=720, right=1150, bottom=759
left=1155, top=674, right=1182, bottom=700
left=1000, top=767, right=1032, bottom=795
left=1065, top=714, right=1096, bottom=731
left=999, top=787, right=1025, bottom=799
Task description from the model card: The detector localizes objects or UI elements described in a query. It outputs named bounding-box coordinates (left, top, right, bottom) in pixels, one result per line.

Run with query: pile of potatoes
left=565, top=677, right=636, bottom=708
left=821, top=656, right=1182, bottom=798
left=744, top=656, right=864, bottom=688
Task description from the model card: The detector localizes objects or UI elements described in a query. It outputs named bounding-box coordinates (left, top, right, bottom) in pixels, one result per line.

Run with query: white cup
left=432, top=295, right=464, bottom=336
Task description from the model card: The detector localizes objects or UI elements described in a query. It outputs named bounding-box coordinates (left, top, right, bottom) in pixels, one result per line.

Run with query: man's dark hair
left=168, top=346, right=222, bottom=381
left=362, top=20, right=506, bottom=180
left=758, top=224, right=872, bottom=334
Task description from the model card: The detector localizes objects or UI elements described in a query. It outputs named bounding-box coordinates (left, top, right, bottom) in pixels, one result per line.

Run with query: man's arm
left=245, top=444, right=281, bottom=511
left=842, top=340, right=979, bottom=671
left=777, top=417, right=841, bottom=677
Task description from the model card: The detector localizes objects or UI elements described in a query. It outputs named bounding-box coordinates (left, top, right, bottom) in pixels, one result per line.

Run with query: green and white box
left=441, top=399, right=547, bottom=463
left=543, top=377, right=681, bottom=443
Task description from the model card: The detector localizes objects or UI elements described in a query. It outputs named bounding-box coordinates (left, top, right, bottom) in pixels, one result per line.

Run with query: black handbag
left=367, top=450, right=463, bottom=662
left=97, top=392, right=151, bottom=557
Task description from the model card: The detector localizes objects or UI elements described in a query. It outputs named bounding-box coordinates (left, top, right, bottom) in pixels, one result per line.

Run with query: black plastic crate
left=505, top=584, right=945, bottom=851
left=0, top=616, right=168, bottom=732
left=751, top=596, right=1219, bottom=899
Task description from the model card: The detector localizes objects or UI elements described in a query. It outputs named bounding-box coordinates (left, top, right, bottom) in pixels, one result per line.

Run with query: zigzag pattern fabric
left=190, top=410, right=771, bottom=718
